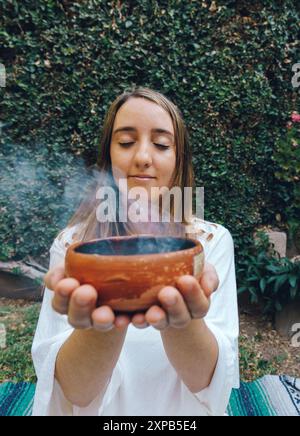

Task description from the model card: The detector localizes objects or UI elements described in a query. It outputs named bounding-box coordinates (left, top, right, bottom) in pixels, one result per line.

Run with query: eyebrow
left=113, top=126, right=174, bottom=137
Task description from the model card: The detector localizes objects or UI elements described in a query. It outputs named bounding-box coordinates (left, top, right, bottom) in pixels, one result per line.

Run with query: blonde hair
left=65, top=86, right=195, bottom=242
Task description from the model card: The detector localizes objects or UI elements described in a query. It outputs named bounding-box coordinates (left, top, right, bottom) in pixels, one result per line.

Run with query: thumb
left=44, top=261, right=65, bottom=290
left=199, top=262, right=219, bottom=298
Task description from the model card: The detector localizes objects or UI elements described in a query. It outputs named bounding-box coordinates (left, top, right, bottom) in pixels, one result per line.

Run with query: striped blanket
left=227, top=375, right=300, bottom=417
left=0, top=375, right=299, bottom=416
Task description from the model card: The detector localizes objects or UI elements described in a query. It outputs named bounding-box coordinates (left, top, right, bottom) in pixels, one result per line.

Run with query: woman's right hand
left=44, top=263, right=142, bottom=332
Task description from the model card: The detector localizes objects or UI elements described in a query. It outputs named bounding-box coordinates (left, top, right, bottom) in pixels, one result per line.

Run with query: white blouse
left=31, top=218, right=240, bottom=416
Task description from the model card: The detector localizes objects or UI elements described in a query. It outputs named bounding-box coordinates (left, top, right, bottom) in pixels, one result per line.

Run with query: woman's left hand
left=131, top=262, right=219, bottom=330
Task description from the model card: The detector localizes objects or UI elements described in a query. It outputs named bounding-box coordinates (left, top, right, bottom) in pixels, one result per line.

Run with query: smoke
left=0, top=141, right=100, bottom=259
left=0, top=142, right=92, bottom=228
left=0, top=140, right=204, bottom=261
left=76, top=235, right=196, bottom=256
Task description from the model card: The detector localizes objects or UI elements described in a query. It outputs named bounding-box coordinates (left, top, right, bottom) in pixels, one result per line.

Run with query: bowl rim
left=66, top=234, right=203, bottom=262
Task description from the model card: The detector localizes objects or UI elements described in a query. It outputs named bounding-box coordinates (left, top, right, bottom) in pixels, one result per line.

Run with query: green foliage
left=0, top=1, right=299, bottom=261
left=0, top=303, right=40, bottom=383
left=273, top=117, right=300, bottom=249
left=0, top=142, right=90, bottom=262
left=274, top=124, right=300, bottom=185
left=239, top=336, right=279, bottom=381
left=237, top=232, right=300, bottom=314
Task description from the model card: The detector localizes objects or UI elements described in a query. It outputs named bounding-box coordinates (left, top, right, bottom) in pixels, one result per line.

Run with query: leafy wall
left=0, top=0, right=299, bottom=264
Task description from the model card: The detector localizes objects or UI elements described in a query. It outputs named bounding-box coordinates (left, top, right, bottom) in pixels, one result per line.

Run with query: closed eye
left=118, top=142, right=135, bottom=147
left=118, top=142, right=170, bottom=150
left=154, top=143, right=170, bottom=150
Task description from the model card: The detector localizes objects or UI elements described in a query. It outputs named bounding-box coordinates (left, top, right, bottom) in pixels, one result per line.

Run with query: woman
left=32, top=87, right=239, bottom=416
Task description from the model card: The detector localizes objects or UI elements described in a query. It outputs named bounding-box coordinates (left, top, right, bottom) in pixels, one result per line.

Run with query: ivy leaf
left=290, top=286, right=298, bottom=299
left=274, top=275, right=289, bottom=294
left=260, top=277, right=267, bottom=293
left=289, top=275, right=298, bottom=288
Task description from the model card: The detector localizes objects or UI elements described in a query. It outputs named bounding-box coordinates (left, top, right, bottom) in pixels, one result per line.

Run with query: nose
left=133, top=141, right=153, bottom=169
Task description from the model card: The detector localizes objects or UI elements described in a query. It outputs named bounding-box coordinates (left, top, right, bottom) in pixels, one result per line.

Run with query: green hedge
left=0, top=0, right=299, bottom=264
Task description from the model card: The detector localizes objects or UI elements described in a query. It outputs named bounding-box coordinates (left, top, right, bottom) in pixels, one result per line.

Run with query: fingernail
left=207, top=275, right=217, bottom=290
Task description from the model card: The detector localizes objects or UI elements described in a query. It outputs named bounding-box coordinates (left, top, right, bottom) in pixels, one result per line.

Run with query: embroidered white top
left=31, top=218, right=240, bottom=416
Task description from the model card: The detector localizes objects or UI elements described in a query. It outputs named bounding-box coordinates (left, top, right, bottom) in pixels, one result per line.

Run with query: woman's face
left=110, top=97, right=176, bottom=199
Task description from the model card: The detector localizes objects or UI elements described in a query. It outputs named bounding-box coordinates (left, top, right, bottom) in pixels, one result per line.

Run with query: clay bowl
left=65, top=234, right=204, bottom=312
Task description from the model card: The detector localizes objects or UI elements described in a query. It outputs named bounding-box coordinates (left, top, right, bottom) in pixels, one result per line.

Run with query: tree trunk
left=0, top=259, right=47, bottom=281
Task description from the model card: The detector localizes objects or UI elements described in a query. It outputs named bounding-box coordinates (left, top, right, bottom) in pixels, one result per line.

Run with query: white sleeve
left=31, top=229, right=123, bottom=416
left=193, top=226, right=240, bottom=416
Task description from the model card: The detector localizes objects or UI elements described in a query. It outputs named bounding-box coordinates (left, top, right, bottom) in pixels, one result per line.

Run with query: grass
left=239, top=334, right=289, bottom=382
left=0, top=302, right=41, bottom=383
left=0, top=300, right=296, bottom=384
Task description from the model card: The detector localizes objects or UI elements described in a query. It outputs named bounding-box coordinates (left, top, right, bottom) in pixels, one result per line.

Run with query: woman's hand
left=45, top=263, right=131, bottom=332
left=131, top=262, right=219, bottom=331
left=45, top=261, right=219, bottom=332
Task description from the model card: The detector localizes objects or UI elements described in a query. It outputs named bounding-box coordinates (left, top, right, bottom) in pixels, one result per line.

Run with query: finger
left=52, top=278, right=80, bottom=315
left=131, top=313, right=149, bottom=329
left=176, top=275, right=210, bottom=319
left=157, top=287, right=191, bottom=329
left=68, top=285, right=98, bottom=329
left=114, top=314, right=131, bottom=330
left=199, top=263, right=219, bottom=297
left=91, top=305, right=116, bottom=332
left=144, top=305, right=169, bottom=330
left=44, top=262, right=65, bottom=290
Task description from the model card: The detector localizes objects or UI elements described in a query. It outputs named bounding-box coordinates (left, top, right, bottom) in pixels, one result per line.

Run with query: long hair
left=65, top=86, right=195, bottom=242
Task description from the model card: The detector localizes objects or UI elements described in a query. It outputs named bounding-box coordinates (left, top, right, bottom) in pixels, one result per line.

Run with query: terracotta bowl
left=65, top=235, right=204, bottom=312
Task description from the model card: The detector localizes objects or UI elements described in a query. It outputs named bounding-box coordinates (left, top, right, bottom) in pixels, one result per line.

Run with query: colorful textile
left=0, top=382, right=35, bottom=416
left=227, top=375, right=300, bottom=417
left=0, top=375, right=299, bottom=416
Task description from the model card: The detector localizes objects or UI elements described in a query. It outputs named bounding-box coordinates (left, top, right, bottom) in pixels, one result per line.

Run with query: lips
left=129, top=175, right=155, bottom=179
